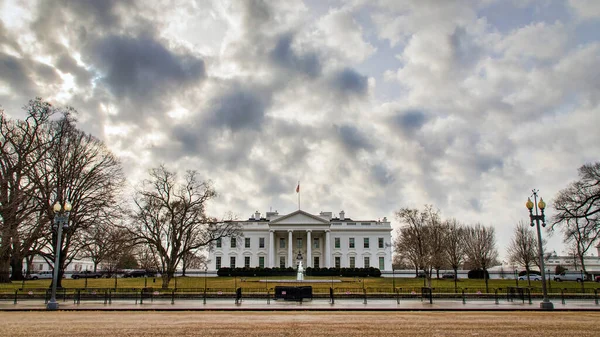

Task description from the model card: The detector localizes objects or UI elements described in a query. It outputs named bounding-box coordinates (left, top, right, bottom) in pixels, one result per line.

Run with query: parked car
left=123, top=270, right=155, bottom=278
left=518, top=273, right=541, bottom=281
left=553, top=272, right=585, bottom=282
left=27, top=271, right=54, bottom=280
left=71, top=270, right=104, bottom=279
left=442, top=272, right=457, bottom=279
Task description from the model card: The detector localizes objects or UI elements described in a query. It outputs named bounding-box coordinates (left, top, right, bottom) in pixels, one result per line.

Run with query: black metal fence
left=1, top=286, right=599, bottom=306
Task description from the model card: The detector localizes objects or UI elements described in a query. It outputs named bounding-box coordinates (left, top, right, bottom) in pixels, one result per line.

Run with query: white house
left=208, top=210, right=393, bottom=272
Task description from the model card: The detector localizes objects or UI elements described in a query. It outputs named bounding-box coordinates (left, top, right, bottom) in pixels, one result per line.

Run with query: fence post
left=329, top=287, right=334, bottom=305
left=203, top=287, right=207, bottom=305
left=396, top=287, right=400, bottom=304
left=45, top=289, right=49, bottom=304
left=527, top=288, right=531, bottom=304
left=494, top=288, right=499, bottom=305
left=267, top=289, right=270, bottom=305
left=77, top=289, right=81, bottom=305
left=171, top=289, right=175, bottom=305
left=109, top=289, right=112, bottom=305
left=594, top=289, right=598, bottom=305
left=139, top=290, right=143, bottom=305
left=13, top=289, right=18, bottom=305
left=462, top=289, right=466, bottom=304
left=363, top=288, right=367, bottom=305
left=561, top=289, right=565, bottom=305
left=104, top=290, right=108, bottom=305
left=62, top=288, right=67, bottom=302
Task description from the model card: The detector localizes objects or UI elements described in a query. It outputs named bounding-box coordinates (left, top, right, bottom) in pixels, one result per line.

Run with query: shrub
left=217, top=267, right=381, bottom=277
left=467, top=269, right=490, bottom=279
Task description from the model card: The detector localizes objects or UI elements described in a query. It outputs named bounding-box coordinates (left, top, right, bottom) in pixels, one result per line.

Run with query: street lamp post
left=526, top=190, right=553, bottom=310
left=47, top=201, right=71, bottom=310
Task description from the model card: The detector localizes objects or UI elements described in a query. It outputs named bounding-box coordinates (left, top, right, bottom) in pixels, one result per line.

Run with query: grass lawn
left=1, top=275, right=598, bottom=294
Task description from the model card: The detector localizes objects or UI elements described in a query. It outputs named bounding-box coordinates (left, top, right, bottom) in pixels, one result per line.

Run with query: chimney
left=339, top=210, right=345, bottom=220
left=319, top=211, right=332, bottom=220
left=382, top=217, right=387, bottom=222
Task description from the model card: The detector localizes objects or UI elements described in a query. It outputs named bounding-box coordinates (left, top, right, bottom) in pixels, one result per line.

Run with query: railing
left=1, top=286, right=599, bottom=306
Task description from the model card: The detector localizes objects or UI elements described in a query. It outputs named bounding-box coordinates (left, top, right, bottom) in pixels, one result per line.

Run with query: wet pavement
left=1, top=297, right=598, bottom=311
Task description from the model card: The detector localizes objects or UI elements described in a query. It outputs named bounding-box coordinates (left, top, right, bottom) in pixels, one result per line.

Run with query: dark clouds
left=335, top=125, right=373, bottom=153
left=270, top=34, right=322, bottom=78
left=87, top=33, right=205, bottom=105
left=206, top=85, right=269, bottom=132
left=330, top=68, right=368, bottom=95
left=394, top=110, right=427, bottom=133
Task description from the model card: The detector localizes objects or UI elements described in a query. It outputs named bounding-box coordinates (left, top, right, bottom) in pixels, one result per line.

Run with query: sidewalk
left=1, top=297, right=599, bottom=311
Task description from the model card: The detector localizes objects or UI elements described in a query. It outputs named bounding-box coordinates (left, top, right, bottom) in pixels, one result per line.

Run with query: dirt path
left=1, top=311, right=598, bottom=336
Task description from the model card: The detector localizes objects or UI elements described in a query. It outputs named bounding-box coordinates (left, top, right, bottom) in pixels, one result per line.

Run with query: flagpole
left=297, top=181, right=300, bottom=210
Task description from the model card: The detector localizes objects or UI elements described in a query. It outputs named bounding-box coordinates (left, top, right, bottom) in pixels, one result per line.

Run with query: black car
left=123, top=270, right=155, bottom=278
left=442, top=272, right=457, bottom=279
left=71, top=270, right=104, bottom=279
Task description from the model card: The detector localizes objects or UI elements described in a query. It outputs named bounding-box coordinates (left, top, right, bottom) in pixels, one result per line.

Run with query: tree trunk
left=0, top=231, right=11, bottom=283
left=0, top=257, right=11, bottom=283
left=484, top=268, right=489, bottom=293
left=161, top=273, right=171, bottom=289
left=10, top=255, right=24, bottom=281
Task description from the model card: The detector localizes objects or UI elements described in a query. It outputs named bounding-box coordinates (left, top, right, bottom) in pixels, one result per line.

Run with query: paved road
left=1, top=297, right=598, bottom=311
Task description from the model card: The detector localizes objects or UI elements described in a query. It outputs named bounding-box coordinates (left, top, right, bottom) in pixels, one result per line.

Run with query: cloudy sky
left=1, top=0, right=599, bottom=259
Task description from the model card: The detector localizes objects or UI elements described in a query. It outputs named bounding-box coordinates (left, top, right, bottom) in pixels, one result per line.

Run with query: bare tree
left=79, top=223, right=133, bottom=273
left=443, top=218, right=466, bottom=291
left=394, top=205, right=441, bottom=286
left=31, top=111, right=124, bottom=287
left=128, top=166, right=241, bottom=288
left=507, top=221, right=537, bottom=285
left=0, top=98, right=54, bottom=282
left=182, top=251, right=207, bottom=276
left=552, top=162, right=600, bottom=278
left=464, top=223, right=498, bottom=292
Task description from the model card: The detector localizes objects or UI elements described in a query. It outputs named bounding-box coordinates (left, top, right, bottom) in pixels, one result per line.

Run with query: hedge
left=467, top=269, right=490, bottom=279
left=217, top=267, right=381, bottom=277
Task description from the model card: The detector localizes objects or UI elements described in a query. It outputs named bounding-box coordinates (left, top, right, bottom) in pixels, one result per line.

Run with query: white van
left=28, top=271, right=54, bottom=280
left=553, top=272, right=585, bottom=282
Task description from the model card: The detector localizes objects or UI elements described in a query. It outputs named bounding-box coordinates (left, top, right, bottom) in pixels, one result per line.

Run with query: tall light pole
left=526, top=190, right=553, bottom=310
left=47, top=200, right=71, bottom=310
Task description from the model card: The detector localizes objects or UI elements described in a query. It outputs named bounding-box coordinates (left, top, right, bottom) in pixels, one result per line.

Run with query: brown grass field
left=0, top=311, right=598, bottom=336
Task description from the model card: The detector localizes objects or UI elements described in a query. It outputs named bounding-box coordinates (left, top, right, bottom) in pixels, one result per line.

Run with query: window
left=347, top=222, right=356, bottom=226
left=245, top=238, right=251, bottom=248
left=313, top=257, right=320, bottom=268
left=259, top=237, right=265, bottom=248
left=334, top=237, right=340, bottom=248
left=230, top=256, right=236, bottom=268
left=364, top=238, right=370, bottom=248
left=335, top=256, right=341, bottom=268
left=216, top=238, right=222, bottom=248
left=230, top=237, right=236, bottom=248
left=297, top=238, right=303, bottom=249
left=361, top=222, right=371, bottom=226
left=259, top=256, right=265, bottom=268
left=349, top=256, right=355, bottom=268
left=216, top=257, right=222, bottom=269
left=280, top=238, right=286, bottom=249
left=349, top=238, right=355, bottom=248
left=279, top=256, right=286, bottom=268
left=378, top=238, right=384, bottom=249
left=244, top=256, right=250, bottom=268
left=379, top=257, right=385, bottom=270
left=313, top=238, right=319, bottom=249
left=364, top=257, right=370, bottom=268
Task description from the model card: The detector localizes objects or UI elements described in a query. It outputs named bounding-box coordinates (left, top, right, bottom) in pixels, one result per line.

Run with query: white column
left=288, top=230, right=293, bottom=268
left=306, top=230, right=312, bottom=268
left=325, top=230, right=331, bottom=268
left=268, top=230, right=274, bottom=268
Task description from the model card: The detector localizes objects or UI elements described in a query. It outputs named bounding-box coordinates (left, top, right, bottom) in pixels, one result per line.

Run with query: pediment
left=270, top=210, right=330, bottom=225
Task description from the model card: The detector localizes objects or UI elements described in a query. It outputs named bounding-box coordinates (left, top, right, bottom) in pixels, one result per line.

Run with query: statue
left=297, top=261, right=304, bottom=281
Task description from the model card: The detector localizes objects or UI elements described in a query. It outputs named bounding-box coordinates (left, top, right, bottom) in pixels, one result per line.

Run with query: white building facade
left=209, top=210, right=393, bottom=272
